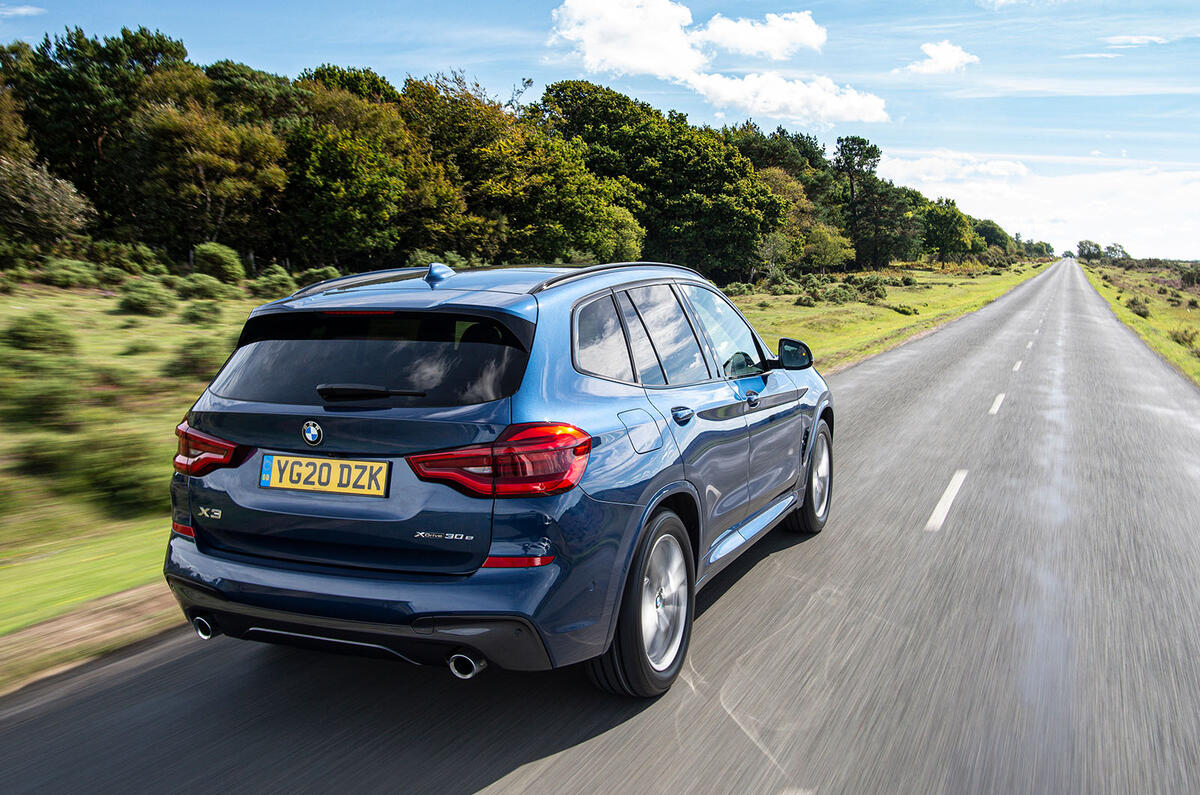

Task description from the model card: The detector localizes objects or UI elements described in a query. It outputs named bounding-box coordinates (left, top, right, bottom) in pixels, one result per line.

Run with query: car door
left=616, top=285, right=751, bottom=555
left=677, top=283, right=807, bottom=519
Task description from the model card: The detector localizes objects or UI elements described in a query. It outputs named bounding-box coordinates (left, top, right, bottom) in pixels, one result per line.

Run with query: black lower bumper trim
left=166, top=576, right=553, bottom=671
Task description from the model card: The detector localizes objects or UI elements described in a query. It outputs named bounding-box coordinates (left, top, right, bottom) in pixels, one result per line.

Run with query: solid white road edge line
left=989, top=393, right=1006, bottom=415
left=925, top=470, right=969, bottom=532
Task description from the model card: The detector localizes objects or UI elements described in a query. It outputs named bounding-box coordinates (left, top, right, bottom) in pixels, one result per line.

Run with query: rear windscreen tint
left=211, top=312, right=531, bottom=407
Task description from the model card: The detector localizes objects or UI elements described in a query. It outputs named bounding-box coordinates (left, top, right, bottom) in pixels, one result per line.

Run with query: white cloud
left=879, top=149, right=1200, bottom=258
left=550, top=0, right=887, bottom=125
left=1103, top=35, right=1167, bottom=46
left=551, top=0, right=706, bottom=81
left=693, top=11, right=826, bottom=59
left=895, top=40, right=980, bottom=75
left=0, top=4, right=44, bottom=16
left=688, top=71, right=888, bottom=124
left=1062, top=52, right=1121, bottom=59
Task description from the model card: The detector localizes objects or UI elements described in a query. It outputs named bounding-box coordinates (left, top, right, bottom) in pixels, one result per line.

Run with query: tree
left=1104, top=243, right=1130, bottom=261
left=924, top=198, right=973, bottom=263
left=0, top=88, right=33, bottom=161
left=204, top=60, right=309, bottom=124
left=1077, top=240, right=1102, bottom=262
left=833, top=135, right=882, bottom=252
left=281, top=83, right=465, bottom=264
left=757, top=166, right=813, bottom=267
left=532, top=80, right=782, bottom=280
left=119, top=102, right=286, bottom=252
left=1063, top=250, right=1075, bottom=258
left=0, top=155, right=95, bottom=245
left=803, top=223, right=854, bottom=272
left=973, top=218, right=1012, bottom=253
left=300, top=64, right=400, bottom=104
left=3, top=27, right=187, bottom=198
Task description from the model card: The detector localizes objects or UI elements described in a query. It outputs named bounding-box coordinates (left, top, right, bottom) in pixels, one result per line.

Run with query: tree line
left=0, top=26, right=1055, bottom=285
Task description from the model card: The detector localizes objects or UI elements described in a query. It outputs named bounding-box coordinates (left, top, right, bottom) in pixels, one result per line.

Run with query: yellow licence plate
left=259, top=454, right=390, bottom=497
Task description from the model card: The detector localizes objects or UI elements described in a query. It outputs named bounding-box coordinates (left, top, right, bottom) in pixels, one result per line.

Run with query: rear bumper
left=163, top=535, right=582, bottom=670
left=167, top=574, right=551, bottom=670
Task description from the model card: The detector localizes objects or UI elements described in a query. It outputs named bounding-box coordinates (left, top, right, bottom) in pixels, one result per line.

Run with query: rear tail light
left=407, top=423, right=591, bottom=498
left=174, top=421, right=253, bottom=477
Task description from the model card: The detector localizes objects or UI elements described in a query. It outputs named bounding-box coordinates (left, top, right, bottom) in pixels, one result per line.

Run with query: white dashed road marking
left=1013, top=360, right=1022, bottom=372
left=925, top=470, right=969, bottom=532
left=989, top=393, right=1006, bottom=415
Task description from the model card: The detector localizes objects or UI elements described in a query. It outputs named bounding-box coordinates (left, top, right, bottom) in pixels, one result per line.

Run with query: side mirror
left=778, top=338, right=813, bottom=370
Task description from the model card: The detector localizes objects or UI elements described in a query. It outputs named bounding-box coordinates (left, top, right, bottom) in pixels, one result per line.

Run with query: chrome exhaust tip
left=447, top=651, right=487, bottom=680
left=192, top=616, right=216, bottom=640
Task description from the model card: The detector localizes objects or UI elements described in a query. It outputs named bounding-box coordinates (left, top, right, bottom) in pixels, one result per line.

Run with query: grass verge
left=732, top=263, right=1050, bottom=372
left=1081, top=264, right=1200, bottom=388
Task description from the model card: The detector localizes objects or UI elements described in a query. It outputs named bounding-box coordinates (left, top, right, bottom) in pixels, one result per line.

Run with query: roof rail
left=527, top=262, right=702, bottom=294
left=288, top=266, right=426, bottom=299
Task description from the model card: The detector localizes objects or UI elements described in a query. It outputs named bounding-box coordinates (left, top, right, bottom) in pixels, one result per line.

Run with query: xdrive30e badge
left=302, top=420, right=323, bottom=446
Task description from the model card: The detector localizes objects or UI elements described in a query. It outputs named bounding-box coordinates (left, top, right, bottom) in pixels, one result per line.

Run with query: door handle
left=670, top=406, right=694, bottom=425
left=745, top=390, right=760, bottom=409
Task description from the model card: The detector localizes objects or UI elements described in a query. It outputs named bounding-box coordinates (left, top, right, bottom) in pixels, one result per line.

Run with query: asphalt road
left=5, top=259, right=1200, bottom=794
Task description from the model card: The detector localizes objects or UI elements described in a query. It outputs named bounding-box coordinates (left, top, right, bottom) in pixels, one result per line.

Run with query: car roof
left=253, top=262, right=707, bottom=321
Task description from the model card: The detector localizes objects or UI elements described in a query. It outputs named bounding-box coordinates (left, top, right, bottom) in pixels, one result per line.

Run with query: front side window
left=679, top=284, right=765, bottom=378
left=575, top=294, right=634, bottom=382
left=625, top=284, right=710, bottom=385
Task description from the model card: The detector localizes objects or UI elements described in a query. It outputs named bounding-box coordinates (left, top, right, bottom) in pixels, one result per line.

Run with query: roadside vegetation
left=1079, top=253, right=1200, bottom=387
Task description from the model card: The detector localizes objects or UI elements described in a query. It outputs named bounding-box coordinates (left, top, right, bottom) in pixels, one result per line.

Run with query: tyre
left=587, top=509, right=695, bottom=698
left=782, top=419, right=832, bottom=535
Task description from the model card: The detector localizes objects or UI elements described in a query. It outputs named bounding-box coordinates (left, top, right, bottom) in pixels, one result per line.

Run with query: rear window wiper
left=316, top=383, right=426, bottom=401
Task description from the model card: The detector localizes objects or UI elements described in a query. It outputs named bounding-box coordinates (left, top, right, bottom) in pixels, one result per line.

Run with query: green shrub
left=1157, top=286, right=1168, bottom=295
left=0, top=273, right=12, bottom=294
left=296, top=266, right=341, bottom=287
left=193, top=242, right=245, bottom=284
left=177, top=273, right=236, bottom=300
left=891, top=304, right=920, bottom=316
left=73, top=427, right=170, bottom=514
left=822, top=285, right=857, bottom=304
left=1168, top=327, right=1198, bottom=347
left=247, top=264, right=297, bottom=298
left=794, top=294, right=816, bottom=307
left=95, top=264, right=129, bottom=286
left=1126, top=295, right=1151, bottom=318
left=901, top=275, right=917, bottom=286
left=181, top=300, right=223, bottom=325
left=119, top=340, right=159, bottom=356
left=722, top=282, right=752, bottom=297
left=164, top=338, right=229, bottom=380
left=856, top=275, right=888, bottom=302
left=158, top=274, right=182, bottom=291
left=118, top=279, right=176, bottom=316
left=756, top=300, right=770, bottom=308
left=1189, top=298, right=1198, bottom=309
left=16, top=431, right=78, bottom=476
left=36, top=258, right=98, bottom=289
left=0, top=365, right=78, bottom=426
left=2, top=310, right=76, bottom=353
left=0, top=237, right=37, bottom=271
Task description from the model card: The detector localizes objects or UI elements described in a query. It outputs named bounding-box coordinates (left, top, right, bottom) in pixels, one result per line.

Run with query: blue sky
left=2, top=1, right=1198, bottom=257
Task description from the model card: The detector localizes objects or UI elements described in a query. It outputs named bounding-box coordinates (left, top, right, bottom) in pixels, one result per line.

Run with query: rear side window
left=679, top=284, right=766, bottom=378
left=575, top=294, right=634, bottom=382
left=625, top=285, right=710, bottom=385
left=210, top=312, right=530, bottom=407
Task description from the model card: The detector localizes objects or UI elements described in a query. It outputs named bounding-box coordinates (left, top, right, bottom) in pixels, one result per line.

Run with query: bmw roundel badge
left=302, top=420, right=323, bottom=446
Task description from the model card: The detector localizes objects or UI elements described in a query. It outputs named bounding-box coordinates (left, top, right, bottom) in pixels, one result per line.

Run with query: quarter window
left=679, top=284, right=765, bottom=378
left=625, top=285, right=710, bottom=385
left=575, top=294, right=634, bottom=382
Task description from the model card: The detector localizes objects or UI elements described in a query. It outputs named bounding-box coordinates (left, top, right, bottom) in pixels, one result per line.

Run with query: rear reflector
left=407, top=423, right=591, bottom=498
left=481, top=555, right=556, bottom=568
left=172, top=521, right=195, bottom=538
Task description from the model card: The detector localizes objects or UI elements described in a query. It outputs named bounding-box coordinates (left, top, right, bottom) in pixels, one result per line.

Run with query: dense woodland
left=0, top=26, right=1058, bottom=290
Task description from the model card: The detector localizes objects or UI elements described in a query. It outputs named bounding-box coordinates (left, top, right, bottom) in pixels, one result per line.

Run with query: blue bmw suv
left=165, top=262, right=834, bottom=697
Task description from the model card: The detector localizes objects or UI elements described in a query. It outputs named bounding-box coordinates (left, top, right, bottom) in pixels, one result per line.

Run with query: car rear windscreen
left=210, top=311, right=531, bottom=407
